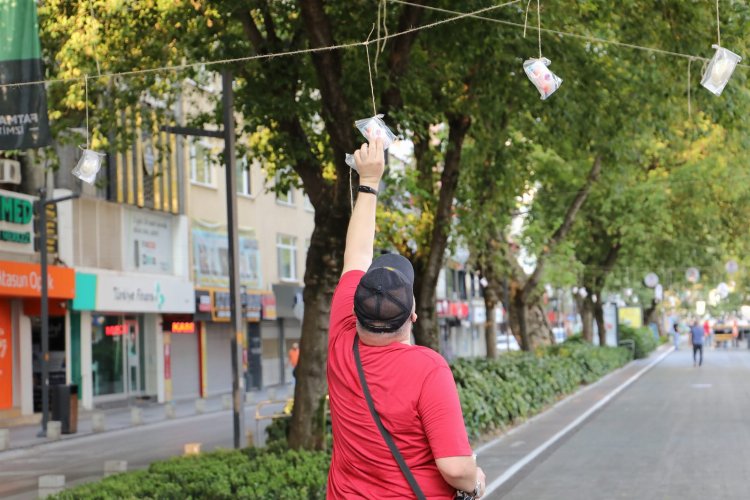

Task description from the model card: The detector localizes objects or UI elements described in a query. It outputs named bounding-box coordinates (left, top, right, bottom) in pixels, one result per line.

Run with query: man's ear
left=411, top=311, right=418, bottom=323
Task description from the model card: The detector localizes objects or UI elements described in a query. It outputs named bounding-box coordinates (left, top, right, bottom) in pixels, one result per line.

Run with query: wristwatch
left=471, top=478, right=483, bottom=498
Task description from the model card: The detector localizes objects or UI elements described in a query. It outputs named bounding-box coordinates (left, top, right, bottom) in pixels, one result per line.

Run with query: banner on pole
left=0, top=0, right=51, bottom=149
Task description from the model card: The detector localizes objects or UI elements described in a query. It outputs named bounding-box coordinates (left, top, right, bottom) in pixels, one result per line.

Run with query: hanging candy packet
left=345, top=114, right=398, bottom=171
left=701, top=44, right=742, bottom=96
left=72, top=148, right=106, bottom=184
left=523, top=57, right=563, bottom=100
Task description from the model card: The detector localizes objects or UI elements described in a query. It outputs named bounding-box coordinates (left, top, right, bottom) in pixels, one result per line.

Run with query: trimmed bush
left=53, top=343, right=629, bottom=497
left=51, top=447, right=330, bottom=500
left=618, top=324, right=658, bottom=359
left=453, top=343, right=630, bottom=440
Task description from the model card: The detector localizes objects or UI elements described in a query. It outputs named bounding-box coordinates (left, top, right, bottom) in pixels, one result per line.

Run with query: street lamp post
left=161, top=67, right=245, bottom=448
left=37, top=188, right=79, bottom=437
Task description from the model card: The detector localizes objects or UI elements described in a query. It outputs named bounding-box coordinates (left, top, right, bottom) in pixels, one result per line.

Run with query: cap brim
left=369, top=253, right=414, bottom=284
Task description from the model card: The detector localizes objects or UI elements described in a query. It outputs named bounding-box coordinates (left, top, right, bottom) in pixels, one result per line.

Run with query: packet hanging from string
left=72, top=148, right=106, bottom=184
left=523, top=57, right=563, bottom=100
left=345, top=114, right=398, bottom=171
left=701, top=45, right=742, bottom=96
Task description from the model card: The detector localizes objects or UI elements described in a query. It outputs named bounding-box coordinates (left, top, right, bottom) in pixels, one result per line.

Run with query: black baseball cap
left=354, top=253, right=415, bottom=333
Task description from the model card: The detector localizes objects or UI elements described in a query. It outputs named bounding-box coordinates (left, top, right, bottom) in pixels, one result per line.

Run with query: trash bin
left=50, top=384, right=78, bottom=434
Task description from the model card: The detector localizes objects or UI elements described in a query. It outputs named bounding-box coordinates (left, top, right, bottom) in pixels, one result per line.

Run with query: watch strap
left=357, top=185, right=378, bottom=196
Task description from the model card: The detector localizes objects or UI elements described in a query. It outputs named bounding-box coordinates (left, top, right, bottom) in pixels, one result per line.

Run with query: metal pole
left=38, top=188, right=49, bottom=436
left=503, top=277, right=510, bottom=352
left=222, top=68, right=245, bottom=449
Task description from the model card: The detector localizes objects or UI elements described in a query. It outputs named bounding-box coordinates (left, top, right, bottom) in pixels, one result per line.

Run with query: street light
left=161, top=67, right=245, bottom=449
left=37, top=188, right=79, bottom=437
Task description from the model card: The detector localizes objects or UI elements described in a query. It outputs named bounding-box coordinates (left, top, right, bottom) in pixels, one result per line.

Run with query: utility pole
left=37, top=188, right=79, bottom=437
left=161, top=67, right=244, bottom=448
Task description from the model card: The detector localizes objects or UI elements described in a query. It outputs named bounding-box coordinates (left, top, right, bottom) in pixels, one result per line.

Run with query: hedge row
left=52, top=446, right=330, bottom=500
left=53, top=342, right=630, bottom=498
left=453, top=342, right=631, bottom=440
left=618, top=324, right=659, bottom=359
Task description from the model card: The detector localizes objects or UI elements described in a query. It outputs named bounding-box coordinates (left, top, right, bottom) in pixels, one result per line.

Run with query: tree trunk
left=483, top=293, right=498, bottom=359
left=412, top=114, right=471, bottom=350
left=594, top=297, right=606, bottom=346
left=508, top=284, right=554, bottom=351
left=287, top=206, right=349, bottom=450
left=579, top=296, right=595, bottom=342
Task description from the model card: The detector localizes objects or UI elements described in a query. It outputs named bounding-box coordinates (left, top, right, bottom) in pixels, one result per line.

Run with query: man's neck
left=358, top=330, right=411, bottom=347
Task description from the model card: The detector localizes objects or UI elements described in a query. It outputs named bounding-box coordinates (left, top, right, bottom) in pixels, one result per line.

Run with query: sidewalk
left=477, top=344, right=674, bottom=499
left=0, top=383, right=294, bottom=454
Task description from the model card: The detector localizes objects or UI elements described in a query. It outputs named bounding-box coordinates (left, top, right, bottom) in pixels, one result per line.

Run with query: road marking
left=482, top=346, right=674, bottom=497
left=691, top=383, right=712, bottom=389
left=510, top=441, right=525, bottom=448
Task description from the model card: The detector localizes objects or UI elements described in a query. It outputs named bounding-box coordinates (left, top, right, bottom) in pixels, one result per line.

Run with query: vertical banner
left=0, top=0, right=51, bottom=149
left=198, top=322, right=207, bottom=398
left=0, top=299, right=12, bottom=409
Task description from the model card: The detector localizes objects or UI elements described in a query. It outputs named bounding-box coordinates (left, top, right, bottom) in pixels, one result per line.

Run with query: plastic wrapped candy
left=72, top=149, right=105, bottom=184
left=701, top=45, right=742, bottom=96
left=523, top=57, right=563, bottom=100
left=345, top=114, right=398, bottom=171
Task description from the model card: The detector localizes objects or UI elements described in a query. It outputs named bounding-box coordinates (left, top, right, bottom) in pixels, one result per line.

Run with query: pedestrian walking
left=326, top=139, right=485, bottom=499
left=288, top=342, right=299, bottom=383
left=672, top=322, right=680, bottom=350
left=690, top=319, right=704, bottom=367
left=703, top=318, right=712, bottom=349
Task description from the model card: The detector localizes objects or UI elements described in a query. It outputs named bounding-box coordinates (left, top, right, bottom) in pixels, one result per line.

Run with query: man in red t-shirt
left=327, top=138, right=485, bottom=499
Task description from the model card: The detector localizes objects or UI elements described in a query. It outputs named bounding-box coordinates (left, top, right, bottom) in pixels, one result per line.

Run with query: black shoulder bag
left=353, top=335, right=427, bottom=500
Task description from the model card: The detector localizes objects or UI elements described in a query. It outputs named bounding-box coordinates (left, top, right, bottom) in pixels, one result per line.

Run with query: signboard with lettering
left=0, top=261, right=75, bottom=298
left=34, top=203, right=57, bottom=256
left=0, top=299, right=12, bottom=409
left=210, top=288, right=261, bottom=322
left=0, top=0, right=51, bottom=149
left=0, top=189, right=35, bottom=254
left=192, top=222, right=261, bottom=289
left=170, top=321, right=196, bottom=334
left=94, top=272, right=194, bottom=313
left=124, top=208, right=173, bottom=274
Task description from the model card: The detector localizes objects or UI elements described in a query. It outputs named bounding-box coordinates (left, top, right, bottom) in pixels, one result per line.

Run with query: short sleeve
left=329, top=270, right=364, bottom=344
left=418, top=363, right=473, bottom=459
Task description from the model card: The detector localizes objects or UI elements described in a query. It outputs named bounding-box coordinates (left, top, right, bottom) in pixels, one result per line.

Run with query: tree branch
left=524, top=155, right=602, bottom=296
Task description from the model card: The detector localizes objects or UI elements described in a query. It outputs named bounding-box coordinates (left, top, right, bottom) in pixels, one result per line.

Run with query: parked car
left=552, top=327, right=567, bottom=344
left=496, top=334, right=520, bottom=352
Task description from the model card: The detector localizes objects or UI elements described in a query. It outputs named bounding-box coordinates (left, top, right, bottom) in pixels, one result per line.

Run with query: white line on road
left=482, top=346, right=674, bottom=497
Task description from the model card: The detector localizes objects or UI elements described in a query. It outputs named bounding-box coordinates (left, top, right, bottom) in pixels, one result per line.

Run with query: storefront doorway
left=91, top=315, right=144, bottom=400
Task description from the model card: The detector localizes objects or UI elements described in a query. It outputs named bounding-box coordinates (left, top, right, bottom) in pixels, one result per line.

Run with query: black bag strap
left=353, top=335, right=427, bottom=500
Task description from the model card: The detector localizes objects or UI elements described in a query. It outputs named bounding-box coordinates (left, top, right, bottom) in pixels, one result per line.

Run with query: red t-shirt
left=327, top=270, right=472, bottom=499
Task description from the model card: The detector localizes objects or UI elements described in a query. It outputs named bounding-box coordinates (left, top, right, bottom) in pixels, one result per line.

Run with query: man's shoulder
left=404, top=344, right=450, bottom=370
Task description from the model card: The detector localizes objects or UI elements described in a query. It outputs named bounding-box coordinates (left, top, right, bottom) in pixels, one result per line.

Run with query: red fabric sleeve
left=329, top=270, right=364, bottom=344
left=418, top=363, right=473, bottom=459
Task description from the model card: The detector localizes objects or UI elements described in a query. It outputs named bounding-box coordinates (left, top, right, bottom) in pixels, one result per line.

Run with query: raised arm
left=342, top=139, right=385, bottom=275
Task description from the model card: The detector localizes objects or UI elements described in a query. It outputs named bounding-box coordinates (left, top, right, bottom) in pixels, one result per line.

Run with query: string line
left=1, top=0, right=748, bottom=94
left=537, top=0, right=542, bottom=59
left=365, top=25, right=378, bottom=116
left=0, top=0, right=519, bottom=91
left=84, top=75, right=90, bottom=148
left=688, top=58, right=693, bottom=119
left=716, top=0, right=721, bottom=47
left=389, top=0, right=750, bottom=68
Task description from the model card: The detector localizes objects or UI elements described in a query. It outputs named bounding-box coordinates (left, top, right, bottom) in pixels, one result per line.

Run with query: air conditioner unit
left=0, top=159, right=21, bottom=185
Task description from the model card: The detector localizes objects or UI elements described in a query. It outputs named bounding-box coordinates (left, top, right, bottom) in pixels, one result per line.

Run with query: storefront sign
left=0, top=190, right=35, bottom=254
left=0, top=261, right=75, bottom=298
left=261, top=293, right=277, bottom=320
left=0, top=299, right=12, bottom=409
left=94, top=272, right=194, bottom=313
left=105, top=324, right=128, bottom=336
left=170, top=321, right=196, bottom=334
left=124, top=208, right=173, bottom=274
left=194, top=289, right=212, bottom=322
left=210, top=289, right=261, bottom=322
left=192, top=222, right=261, bottom=289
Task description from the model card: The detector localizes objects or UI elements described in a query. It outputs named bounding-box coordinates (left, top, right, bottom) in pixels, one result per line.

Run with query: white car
left=496, top=334, right=520, bottom=352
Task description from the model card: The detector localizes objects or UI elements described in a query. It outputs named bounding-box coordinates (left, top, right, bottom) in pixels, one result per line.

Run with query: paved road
left=490, top=346, right=750, bottom=500
left=0, top=393, right=290, bottom=499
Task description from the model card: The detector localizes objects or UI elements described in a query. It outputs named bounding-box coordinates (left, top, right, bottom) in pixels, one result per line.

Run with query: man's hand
left=353, top=138, right=384, bottom=187
left=475, top=466, right=486, bottom=498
